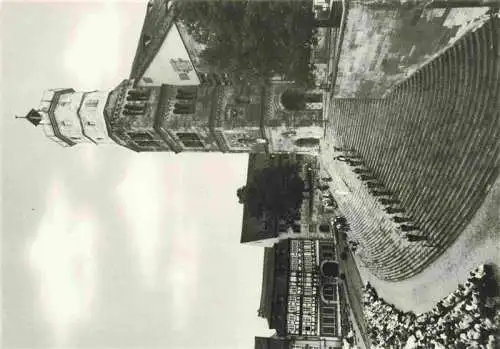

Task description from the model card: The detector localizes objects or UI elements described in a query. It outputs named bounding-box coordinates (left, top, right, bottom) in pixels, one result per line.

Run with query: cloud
left=116, top=154, right=167, bottom=288
left=116, top=154, right=201, bottom=331
left=63, top=1, right=122, bottom=90
left=74, top=144, right=99, bottom=176
left=26, top=180, right=97, bottom=345
left=165, top=223, right=199, bottom=332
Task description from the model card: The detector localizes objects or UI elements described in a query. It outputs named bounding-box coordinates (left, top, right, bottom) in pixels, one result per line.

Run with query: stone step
left=325, top=16, right=500, bottom=281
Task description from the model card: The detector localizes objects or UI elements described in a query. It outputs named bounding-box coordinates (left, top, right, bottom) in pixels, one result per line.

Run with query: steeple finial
left=18, top=109, right=43, bottom=126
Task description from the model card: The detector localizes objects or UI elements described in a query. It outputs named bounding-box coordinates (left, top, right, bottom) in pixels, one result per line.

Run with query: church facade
left=22, top=0, right=326, bottom=156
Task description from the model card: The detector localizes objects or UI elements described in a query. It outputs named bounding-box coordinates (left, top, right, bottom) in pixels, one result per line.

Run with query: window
left=322, top=285, right=337, bottom=302
left=61, top=120, right=72, bottom=126
left=136, top=139, right=160, bottom=148
left=295, top=137, right=320, bottom=148
left=176, top=89, right=197, bottom=100
left=176, top=132, right=203, bottom=148
left=173, top=103, right=195, bottom=115
left=86, top=121, right=96, bottom=126
left=142, top=34, right=152, bottom=47
left=319, top=223, right=330, bottom=233
left=85, top=100, right=99, bottom=108
left=321, top=261, right=339, bottom=277
left=179, top=73, right=190, bottom=81
left=128, top=131, right=153, bottom=141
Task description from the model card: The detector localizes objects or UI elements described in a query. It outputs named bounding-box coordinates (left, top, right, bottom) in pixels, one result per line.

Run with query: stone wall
left=334, top=2, right=493, bottom=98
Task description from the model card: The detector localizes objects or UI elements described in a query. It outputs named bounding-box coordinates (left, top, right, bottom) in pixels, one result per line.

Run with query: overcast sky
left=1, top=1, right=273, bottom=348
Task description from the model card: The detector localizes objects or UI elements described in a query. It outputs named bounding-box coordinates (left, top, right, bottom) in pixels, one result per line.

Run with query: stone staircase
left=323, top=15, right=500, bottom=281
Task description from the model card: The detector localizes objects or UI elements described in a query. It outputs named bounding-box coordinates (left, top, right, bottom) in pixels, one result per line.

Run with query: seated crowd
left=362, top=264, right=499, bottom=349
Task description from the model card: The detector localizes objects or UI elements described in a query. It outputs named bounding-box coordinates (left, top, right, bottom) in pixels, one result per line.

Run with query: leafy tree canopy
left=173, top=0, right=317, bottom=87
left=238, top=164, right=305, bottom=222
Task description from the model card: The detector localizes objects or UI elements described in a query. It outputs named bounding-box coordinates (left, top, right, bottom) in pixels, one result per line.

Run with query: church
left=21, top=0, right=332, bottom=156
left=19, top=1, right=353, bottom=348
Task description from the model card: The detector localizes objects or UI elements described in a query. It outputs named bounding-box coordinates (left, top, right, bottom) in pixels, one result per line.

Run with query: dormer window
left=86, top=121, right=96, bottom=126
left=61, top=120, right=72, bottom=126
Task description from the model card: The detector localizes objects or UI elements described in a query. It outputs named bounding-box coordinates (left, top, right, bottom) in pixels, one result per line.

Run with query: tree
left=173, top=0, right=317, bottom=87
left=281, top=89, right=307, bottom=110
left=238, top=163, right=305, bottom=223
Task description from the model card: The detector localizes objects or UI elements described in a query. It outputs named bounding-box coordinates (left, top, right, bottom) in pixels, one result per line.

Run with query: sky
left=1, top=1, right=273, bottom=348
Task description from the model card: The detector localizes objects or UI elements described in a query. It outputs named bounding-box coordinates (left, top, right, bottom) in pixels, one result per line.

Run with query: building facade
left=257, top=238, right=353, bottom=349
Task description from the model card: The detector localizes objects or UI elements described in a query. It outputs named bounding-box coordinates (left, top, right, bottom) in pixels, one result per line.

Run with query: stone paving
left=321, top=14, right=500, bottom=282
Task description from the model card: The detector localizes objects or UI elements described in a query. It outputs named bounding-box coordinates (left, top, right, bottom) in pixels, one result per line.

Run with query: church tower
left=22, top=0, right=326, bottom=155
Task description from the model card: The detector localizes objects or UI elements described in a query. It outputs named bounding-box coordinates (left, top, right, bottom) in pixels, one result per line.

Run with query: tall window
left=173, top=103, right=195, bottom=115
left=176, top=132, right=203, bottom=148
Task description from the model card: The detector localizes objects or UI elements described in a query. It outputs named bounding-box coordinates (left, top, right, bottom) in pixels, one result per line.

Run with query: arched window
left=319, top=223, right=330, bottom=233
left=321, top=261, right=339, bottom=277
left=281, top=89, right=306, bottom=111
left=295, top=137, right=320, bottom=148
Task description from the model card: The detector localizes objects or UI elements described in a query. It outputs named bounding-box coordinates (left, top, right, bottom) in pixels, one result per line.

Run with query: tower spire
left=17, top=109, right=43, bottom=127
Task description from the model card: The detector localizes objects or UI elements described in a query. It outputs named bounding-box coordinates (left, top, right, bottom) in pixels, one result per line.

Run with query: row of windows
left=122, top=89, right=196, bottom=116
left=291, top=345, right=320, bottom=349
left=290, top=271, right=318, bottom=278
left=320, top=242, right=337, bottom=260
left=60, top=120, right=96, bottom=127
left=127, top=131, right=205, bottom=149
left=323, top=284, right=338, bottom=302
left=321, top=304, right=339, bottom=336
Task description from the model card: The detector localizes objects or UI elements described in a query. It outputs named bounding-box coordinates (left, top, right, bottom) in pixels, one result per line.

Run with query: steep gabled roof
left=129, top=0, right=177, bottom=80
